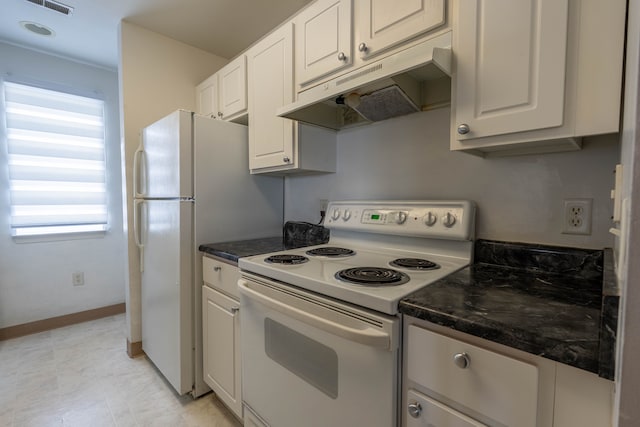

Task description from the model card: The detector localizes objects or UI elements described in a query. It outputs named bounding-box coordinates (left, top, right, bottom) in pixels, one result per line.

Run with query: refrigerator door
left=140, top=110, right=194, bottom=198
left=141, top=199, right=194, bottom=395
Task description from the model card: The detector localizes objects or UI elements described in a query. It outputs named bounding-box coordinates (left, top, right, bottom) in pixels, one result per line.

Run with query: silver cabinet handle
left=217, top=112, right=223, bottom=118
left=457, top=123, right=470, bottom=135
left=230, top=307, right=239, bottom=313
left=337, top=52, right=347, bottom=61
left=358, top=42, right=368, bottom=53
left=283, top=156, right=290, bottom=163
left=213, top=266, right=221, bottom=272
left=408, top=402, right=422, bottom=418
left=453, top=352, right=470, bottom=369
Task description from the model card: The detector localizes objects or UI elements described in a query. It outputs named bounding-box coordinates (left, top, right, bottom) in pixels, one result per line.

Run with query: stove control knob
left=392, top=211, right=408, bottom=224
left=342, top=209, right=352, bottom=221
left=331, top=208, right=341, bottom=221
left=442, top=212, right=457, bottom=228
left=423, top=211, right=437, bottom=227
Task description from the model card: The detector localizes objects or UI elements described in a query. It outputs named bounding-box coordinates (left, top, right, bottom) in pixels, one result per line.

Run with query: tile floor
left=0, top=314, right=242, bottom=427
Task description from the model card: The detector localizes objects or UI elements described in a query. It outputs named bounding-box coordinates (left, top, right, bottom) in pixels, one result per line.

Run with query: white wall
left=118, top=21, right=228, bottom=345
left=286, top=108, right=618, bottom=249
left=0, top=42, right=125, bottom=328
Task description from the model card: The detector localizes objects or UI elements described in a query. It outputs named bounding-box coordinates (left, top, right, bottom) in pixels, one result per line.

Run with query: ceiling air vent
left=25, top=0, right=74, bottom=16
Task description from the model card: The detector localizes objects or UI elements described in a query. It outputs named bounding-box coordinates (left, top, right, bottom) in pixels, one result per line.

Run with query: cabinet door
left=295, top=0, right=352, bottom=86
left=248, top=23, right=295, bottom=171
left=196, top=73, right=219, bottom=117
left=453, top=0, right=569, bottom=141
left=202, top=285, right=242, bottom=418
left=356, top=0, right=445, bottom=59
left=219, top=55, right=247, bottom=119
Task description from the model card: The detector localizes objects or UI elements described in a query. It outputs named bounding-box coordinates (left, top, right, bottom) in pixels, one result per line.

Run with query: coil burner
left=265, top=254, right=309, bottom=265
left=306, top=247, right=356, bottom=258
left=335, top=267, right=410, bottom=287
left=389, top=258, right=440, bottom=270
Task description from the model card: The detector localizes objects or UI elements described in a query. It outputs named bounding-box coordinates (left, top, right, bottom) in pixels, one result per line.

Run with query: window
left=3, top=81, right=108, bottom=237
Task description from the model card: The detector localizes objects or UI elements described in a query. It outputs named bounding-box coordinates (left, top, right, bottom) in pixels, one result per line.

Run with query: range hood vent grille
left=336, top=64, right=383, bottom=87
left=26, top=0, right=74, bottom=15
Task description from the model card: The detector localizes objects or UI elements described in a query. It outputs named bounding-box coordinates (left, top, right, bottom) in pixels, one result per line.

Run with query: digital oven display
left=362, top=210, right=387, bottom=224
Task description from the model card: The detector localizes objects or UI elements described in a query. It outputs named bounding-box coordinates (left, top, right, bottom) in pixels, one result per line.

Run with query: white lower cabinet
left=553, top=363, right=615, bottom=427
left=403, top=316, right=614, bottom=427
left=202, top=257, right=242, bottom=420
left=405, top=323, right=541, bottom=427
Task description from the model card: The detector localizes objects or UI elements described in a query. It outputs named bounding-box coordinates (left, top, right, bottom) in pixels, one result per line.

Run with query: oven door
left=239, top=274, right=400, bottom=427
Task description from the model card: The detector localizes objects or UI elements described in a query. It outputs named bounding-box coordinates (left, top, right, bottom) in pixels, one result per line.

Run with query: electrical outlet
left=562, top=199, right=593, bottom=235
left=72, top=271, right=84, bottom=286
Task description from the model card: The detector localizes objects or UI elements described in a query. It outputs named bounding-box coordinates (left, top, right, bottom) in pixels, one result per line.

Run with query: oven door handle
left=238, top=279, right=391, bottom=350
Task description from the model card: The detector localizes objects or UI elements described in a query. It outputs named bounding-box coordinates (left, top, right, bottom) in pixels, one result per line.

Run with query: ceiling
left=0, top=0, right=312, bottom=70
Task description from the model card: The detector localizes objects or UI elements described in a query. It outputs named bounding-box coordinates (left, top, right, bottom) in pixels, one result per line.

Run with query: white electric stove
left=238, top=200, right=475, bottom=427
left=239, top=200, right=476, bottom=315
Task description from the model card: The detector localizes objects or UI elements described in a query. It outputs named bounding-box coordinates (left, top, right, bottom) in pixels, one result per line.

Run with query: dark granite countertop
left=399, top=240, right=618, bottom=380
left=199, top=221, right=330, bottom=264
left=200, top=236, right=289, bottom=263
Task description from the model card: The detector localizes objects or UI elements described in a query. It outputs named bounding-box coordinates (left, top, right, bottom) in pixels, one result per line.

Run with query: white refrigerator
left=133, top=110, right=283, bottom=397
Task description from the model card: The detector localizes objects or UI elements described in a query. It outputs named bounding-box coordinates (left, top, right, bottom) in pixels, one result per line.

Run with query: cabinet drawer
left=406, top=389, right=486, bottom=427
left=203, top=256, right=241, bottom=299
left=407, top=325, right=538, bottom=427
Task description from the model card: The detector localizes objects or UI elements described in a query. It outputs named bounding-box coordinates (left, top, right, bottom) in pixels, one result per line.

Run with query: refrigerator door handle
left=133, top=199, right=145, bottom=272
left=133, top=143, right=146, bottom=198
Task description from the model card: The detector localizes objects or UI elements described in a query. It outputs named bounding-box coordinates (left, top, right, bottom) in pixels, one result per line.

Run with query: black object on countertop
left=399, top=239, right=618, bottom=380
left=199, top=221, right=330, bottom=264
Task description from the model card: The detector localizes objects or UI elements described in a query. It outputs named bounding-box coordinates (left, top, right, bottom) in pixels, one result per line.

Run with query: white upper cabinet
left=295, top=0, right=448, bottom=91
left=356, top=0, right=446, bottom=60
left=454, top=0, right=568, bottom=140
left=247, top=22, right=337, bottom=175
left=248, top=23, right=296, bottom=171
left=451, top=0, right=627, bottom=155
left=295, top=0, right=352, bottom=86
left=196, top=55, right=248, bottom=122
left=219, top=55, right=247, bottom=120
left=196, top=73, right=219, bottom=118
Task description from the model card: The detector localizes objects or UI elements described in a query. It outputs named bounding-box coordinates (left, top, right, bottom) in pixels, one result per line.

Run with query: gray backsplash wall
left=284, top=108, right=618, bottom=249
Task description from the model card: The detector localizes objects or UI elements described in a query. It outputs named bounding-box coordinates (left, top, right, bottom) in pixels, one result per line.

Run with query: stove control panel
left=362, top=210, right=408, bottom=225
left=326, top=201, right=475, bottom=240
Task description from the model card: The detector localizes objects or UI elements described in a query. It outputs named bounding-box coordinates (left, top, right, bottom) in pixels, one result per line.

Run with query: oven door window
left=265, top=318, right=338, bottom=399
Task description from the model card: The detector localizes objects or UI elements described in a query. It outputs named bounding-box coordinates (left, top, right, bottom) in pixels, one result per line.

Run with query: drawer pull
left=213, top=266, right=222, bottom=272
left=408, top=402, right=422, bottom=418
left=453, top=352, right=470, bottom=369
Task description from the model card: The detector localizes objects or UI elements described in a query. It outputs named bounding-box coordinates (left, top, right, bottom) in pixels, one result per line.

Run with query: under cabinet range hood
left=278, top=31, right=453, bottom=130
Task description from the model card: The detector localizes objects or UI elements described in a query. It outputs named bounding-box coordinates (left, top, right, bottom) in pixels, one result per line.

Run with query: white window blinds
left=3, top=81, right=108, bottom=237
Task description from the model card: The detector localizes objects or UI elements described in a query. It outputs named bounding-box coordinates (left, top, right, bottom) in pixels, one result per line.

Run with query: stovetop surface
left=239, top=241, right=470, bottom=315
